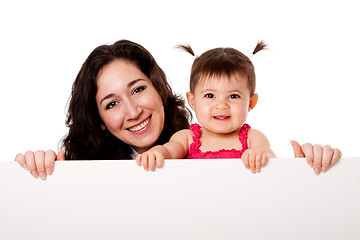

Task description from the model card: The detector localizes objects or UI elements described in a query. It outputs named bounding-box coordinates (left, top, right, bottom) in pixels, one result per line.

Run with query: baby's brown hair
left=178, top=41, right=267, bottom=97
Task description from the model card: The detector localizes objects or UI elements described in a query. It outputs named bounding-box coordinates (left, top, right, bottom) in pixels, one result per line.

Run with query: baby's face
left=187, top=74, right=256, bottom=135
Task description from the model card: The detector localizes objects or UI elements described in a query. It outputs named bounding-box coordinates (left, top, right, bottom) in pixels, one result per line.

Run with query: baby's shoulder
left=169, top=129, right=194, bottom=147
left=172, top=129, right=194, bottom=139
left=248, top=128, right=266, bottom=137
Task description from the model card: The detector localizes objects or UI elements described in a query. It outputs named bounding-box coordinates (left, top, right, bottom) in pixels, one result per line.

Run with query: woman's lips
left=128, top=116, right=151, bottom=132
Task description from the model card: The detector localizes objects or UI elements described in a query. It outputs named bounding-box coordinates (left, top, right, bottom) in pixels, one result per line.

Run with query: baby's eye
left=229, top=94, right=240, bottom=99
left=106, top=101, right=118, bottom=110
left=205, top=93, right=214, bottom=98
left=133, top=86, right=146, bottom=94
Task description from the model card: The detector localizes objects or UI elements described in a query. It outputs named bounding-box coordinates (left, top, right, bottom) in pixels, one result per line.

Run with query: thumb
left=56, top=149, right=66, bottom=161
left=290, top=140, right=305, bottom=158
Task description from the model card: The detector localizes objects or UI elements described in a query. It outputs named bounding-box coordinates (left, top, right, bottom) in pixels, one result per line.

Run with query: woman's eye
left=106, top=101, right=117, bottom=110
left=205, top=93, right=214, bottom=98
left=229, top=94, right=240, bottom=99
left=133, top=86, right=146, bottom=94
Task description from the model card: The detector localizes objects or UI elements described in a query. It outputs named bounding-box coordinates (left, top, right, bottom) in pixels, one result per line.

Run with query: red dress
left=186, top=123, right=251, bottom=159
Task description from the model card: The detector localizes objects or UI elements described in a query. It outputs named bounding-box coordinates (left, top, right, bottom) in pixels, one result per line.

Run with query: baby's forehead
left=195, top=74, right=249, bottom=93
left=197, top=73, right=247, bottom=86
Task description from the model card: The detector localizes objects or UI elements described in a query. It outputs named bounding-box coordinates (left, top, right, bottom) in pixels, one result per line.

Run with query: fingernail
left=23, top=164, right=28, bottom=169
left=31, top=171, right=39, bottom=178
left=322, top=167, right=327, bottom=173
left=309, top=162, right=313, bottom=167
left=39, top=172, right=46, bottom=180
left=314, top=168, right=321, bottom=175
left=46, top=168, right=51, bottom=175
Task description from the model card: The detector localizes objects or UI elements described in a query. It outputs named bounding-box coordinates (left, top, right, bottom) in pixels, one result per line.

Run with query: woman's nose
left=125, top=100, right=142, bottom=119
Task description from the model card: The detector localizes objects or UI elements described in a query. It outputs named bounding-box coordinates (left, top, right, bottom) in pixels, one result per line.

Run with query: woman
left=15, top=40, right=341, bottom=179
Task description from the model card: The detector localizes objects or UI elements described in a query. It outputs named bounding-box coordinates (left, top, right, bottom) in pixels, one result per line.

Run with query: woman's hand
left=15, top=149, right=65, bottom=179
left=290, top=140, right=342, bottom=175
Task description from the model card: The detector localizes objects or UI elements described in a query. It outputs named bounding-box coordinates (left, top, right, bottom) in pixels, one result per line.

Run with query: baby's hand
left=136, top=146, right=166, bottom=172
left=290, top=140, right=342, bottom=175
left=241, top=148, right=269, bottom=174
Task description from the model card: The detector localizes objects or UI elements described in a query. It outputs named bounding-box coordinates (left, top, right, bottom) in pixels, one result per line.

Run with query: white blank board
left=1, top=157, right=359, bottom=240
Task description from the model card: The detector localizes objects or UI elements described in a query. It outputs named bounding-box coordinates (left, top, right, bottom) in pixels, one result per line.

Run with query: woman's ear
left=186, top=92, right=195, bottom=110
left=101, top=123, right=106, bottom=131
left=248, top=93, right=258, bottom=111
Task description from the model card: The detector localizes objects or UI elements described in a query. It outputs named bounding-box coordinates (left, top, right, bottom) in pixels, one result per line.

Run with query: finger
left=15, top=153, right=28, bottom=169
left=156, top=154, right=164, bottom=168
left=290, top=140, right=305, bottom=158
left=241, top=151, right=250, bottom=169
left=141, top=153, right=149, bottom=171
left=44, top=150, right=56, bottom=175
left=25, top=151, right=38, bottom=178
left=301, top=143, right=314, bottom=167
left=321, top=145, right=333, bottom=172
left=35, top=150, right=47, bottom=180
left=330, top=148, right=342, bottom=168
left=136, top=155, right=141, bottom=166
left=249, top=154, right=256, bottom=173
left=312, top=144, right=323, bottom=175
left=148, top=153, right=156, bottom=172
left=56, top=150, right=66, bottom=161
left=261, top=153, right=268, bottom=167
left=255, top=153, right=262, bottom=173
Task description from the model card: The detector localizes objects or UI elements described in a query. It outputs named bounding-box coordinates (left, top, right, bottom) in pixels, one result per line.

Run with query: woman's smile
left=127, top=116, right=151, bottom=133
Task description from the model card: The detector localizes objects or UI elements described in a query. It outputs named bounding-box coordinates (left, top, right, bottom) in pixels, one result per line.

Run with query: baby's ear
left=186, top=92, right=195, bottom=110
left=249, top=93, right=258, bottom=111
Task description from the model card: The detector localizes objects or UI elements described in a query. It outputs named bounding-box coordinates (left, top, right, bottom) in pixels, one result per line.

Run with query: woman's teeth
left=128, top=117, right=150, bottom=132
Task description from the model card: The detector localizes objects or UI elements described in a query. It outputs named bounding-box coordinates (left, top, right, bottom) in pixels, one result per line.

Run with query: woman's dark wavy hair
left=178, top=40, right=267, bottom=97
left=62, top=40, right=191, bottom=160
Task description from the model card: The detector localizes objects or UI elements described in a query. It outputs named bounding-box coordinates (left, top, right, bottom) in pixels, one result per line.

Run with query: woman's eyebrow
left=100, top=78, right=146, bottom=105
left=127, top=78, right=146, bottom=88
left=100, top=94, right=115, bottom=105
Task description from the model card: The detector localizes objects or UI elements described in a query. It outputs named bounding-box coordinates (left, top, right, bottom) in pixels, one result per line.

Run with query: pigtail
left=252, top=40, right=268, bottom=55
left=177, top=44, right=195, bottom=56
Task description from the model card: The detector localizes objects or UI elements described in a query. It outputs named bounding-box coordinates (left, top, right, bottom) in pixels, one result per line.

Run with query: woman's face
left=96, top=59, right=165, bottom=153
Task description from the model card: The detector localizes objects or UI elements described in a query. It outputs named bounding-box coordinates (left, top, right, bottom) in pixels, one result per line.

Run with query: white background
left=1, top=0, right=359, bottom=161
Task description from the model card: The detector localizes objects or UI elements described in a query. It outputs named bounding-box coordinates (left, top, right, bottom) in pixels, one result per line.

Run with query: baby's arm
left=136, top=129, right=192, bottom=171
left=242, top=129, right=275, bottom=174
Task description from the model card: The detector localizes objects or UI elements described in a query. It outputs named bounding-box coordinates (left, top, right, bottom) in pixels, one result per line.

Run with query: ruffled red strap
left=239, top=123, right=251, bottom=151
left=189, top=123, right=202, bottom=154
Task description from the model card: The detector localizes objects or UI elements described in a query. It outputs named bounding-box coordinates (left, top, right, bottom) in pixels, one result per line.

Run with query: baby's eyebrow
left=200, top=88, right=216, bottom=93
